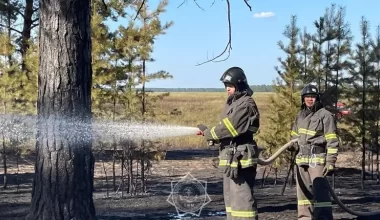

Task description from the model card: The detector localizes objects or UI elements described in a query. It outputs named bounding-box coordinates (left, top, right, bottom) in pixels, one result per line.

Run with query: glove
left=225, top=151, right=242, bottom=179
left=196, top=124, right=208, bottom=136
left=322, top=162, right=335, bottom=177
left=197, top=124, right=208, bottom=132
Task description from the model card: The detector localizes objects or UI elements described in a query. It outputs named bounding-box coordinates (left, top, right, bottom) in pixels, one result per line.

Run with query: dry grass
left=151, top=92, right=274, bottom=149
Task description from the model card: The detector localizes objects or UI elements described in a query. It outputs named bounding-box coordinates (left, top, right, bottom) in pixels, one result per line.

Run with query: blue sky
left=111, top=0, right=380, bottom=88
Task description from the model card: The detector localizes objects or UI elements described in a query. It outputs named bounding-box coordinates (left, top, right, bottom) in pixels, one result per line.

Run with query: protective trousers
left=296, top=164, right=333, bottom=220
left=223, top=166, right=258, bottom=220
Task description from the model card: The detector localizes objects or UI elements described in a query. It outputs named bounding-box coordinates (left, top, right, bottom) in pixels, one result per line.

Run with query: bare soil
left=1, top=149, right=380, bottom=220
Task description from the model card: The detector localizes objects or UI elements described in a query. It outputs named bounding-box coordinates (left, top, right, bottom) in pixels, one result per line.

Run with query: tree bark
left=26, top=0, right=95, bottom=219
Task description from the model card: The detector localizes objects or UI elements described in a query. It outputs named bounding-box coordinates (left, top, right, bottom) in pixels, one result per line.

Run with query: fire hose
left=257, top=139, right=380, bottom=217
left=257, top=139, right=298, bottom=165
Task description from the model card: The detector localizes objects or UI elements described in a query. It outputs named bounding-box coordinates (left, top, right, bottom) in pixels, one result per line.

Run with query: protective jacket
left=291, top=106, right=339, bottom=167
left=204, top=89, right=260, bottom=220
left=203, top=90, right=260, bottom=169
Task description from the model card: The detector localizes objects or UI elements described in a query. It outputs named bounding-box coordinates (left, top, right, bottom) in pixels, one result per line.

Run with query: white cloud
left=253, top=12, right=275, bottom=18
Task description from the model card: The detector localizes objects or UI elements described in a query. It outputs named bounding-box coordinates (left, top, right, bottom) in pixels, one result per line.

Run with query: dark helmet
left=220, top=67, right=250, bottom=91
left=301, top=84, right=320, bottom=103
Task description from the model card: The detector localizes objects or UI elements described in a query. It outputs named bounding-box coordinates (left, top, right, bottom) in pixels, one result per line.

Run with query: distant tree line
left=144, top=84, right=274, bottom=92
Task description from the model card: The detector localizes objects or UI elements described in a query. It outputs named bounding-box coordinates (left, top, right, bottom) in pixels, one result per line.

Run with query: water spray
left=0, top=114, right=200, bottom=144
left=2, top=114, right=378, bottom=217
left=93, top=120, right=200, bottom=141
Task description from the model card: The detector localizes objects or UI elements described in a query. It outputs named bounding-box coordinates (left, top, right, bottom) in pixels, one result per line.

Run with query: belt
left=299, top=145, right=325, bottom=154
left=220, top=132, right=255, bottom=147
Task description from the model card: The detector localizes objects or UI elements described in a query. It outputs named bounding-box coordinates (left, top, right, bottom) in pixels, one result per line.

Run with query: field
left=1, top=92, right=380, bottom=220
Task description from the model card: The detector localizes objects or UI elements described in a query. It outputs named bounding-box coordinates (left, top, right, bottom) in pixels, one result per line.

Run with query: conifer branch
left=0, top=2, right=25, bottom=19
left=0, top=24, right=22, bottom=35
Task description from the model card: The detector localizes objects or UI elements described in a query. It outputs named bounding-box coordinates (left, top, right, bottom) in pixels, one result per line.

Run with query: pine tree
left=322, top=4, right=338, bottom=91
left=120, top=0, right=174, bottom=193
left=0, top=30, right=18, bottom=113
left=370, top=25, right=380, bottom=183
left=91, top=0, right=132, bottom=120
left=91, top=1, right=113, bottom=118
left=345, top=17, right=374, bottom=187
left=133, top=0, right=174, bottom=121
left=330, top=6, right=352, bottom=120
left=21, top=36, right=38, bottom=114
left=26, top=0, right=96, bottom=218
left=0, top=0, right=20, bottom=67
left=113, top=22, right=142, bottom=120
left=299, top=27, right=313, bottom=84
left=259, top=15, right=302, bottom=170
left=0, top=0, right=39, bottom=75
left=310, top=17, right=327, bottom=91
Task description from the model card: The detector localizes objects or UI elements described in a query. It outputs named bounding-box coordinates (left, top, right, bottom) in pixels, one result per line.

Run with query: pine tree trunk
left=112, top=142, right=116, bottom=191
left=16, top=149, right=20, bottom=192
left=26, top=0, right=95, bottom=219
left=6, top=0, right=13, bottom=68
left=361, top=58, right=367, bottom=188
left=101, top=145, right=109, bottom=198
left=2, top=134, right=7, bottom=189
left=263, top=165, right=272, bottom=186
left=281, top=153, right=295, bottom=195
left=377, top=147, right=379, bottom=185
left=21, top=0, right=34, bottom=76
left=140, top=152, right=145, bottom=193
left=141, top=59, right=146, bottom=117
left=128, top=148, right=134, bottom=195
left=377, top=28, right=380, bottom=185
left=121, top=152, right=125, bottom=198
left=371, top=150, right=374, bottom=179
left=260, top=166, right=267, bottom=187
left=376, top=78, right=379, bottom=183
left=274, top=168, right=278, bottom=186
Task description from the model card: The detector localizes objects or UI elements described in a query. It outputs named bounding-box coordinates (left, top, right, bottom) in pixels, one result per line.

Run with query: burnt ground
left=0, top=149, right=380, bottom=220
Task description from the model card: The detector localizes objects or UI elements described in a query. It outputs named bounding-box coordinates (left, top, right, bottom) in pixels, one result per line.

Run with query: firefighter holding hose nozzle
left=289, top=84, right=339, bottom=220
left=197, top=67, right=260, bottom=220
